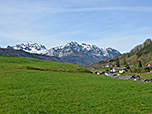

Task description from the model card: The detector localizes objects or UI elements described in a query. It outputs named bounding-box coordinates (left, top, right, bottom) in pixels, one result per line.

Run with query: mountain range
left=3, top=41, right=121, bottom=66
left=48, top=41, right=120, bottom=66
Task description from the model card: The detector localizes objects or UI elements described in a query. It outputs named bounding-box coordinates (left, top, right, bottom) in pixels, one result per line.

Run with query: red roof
left=146, top=63, right=152, bottom=67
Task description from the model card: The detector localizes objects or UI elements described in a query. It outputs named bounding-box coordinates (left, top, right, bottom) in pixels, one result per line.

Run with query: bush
left=145, top=67, right=150, bottom=72
left=129, top=68, right=145, bottom=73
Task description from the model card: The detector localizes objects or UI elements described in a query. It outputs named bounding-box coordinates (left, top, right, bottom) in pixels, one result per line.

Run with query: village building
left=146, top=63, right=152, bottom=67
left=128, top=62, right=133, bottom=67
left=145, top=63, right=152, bottom=72
left=95, top=71, right=105, bottom=75
left=139, top=79, right=146, bottom=82
left=111, top=67, right=127, bottom=73
left=144, top=79, right=152, bottom=82
left=105, top=63, right=113, bottom=68
left=113, top=75, right=140, bottom=81
left=104, top=71, right=114, bottom=77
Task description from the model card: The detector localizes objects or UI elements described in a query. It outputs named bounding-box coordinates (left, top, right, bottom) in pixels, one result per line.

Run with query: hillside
left=61, top=53, right=107, bottom=66
left=0, top=56, right=152, bottom=113
left=87, top=39, right=152, bottom=70
left=0, top=56, right=90, bottom=73
left=0, top=48, right=61, bottom=62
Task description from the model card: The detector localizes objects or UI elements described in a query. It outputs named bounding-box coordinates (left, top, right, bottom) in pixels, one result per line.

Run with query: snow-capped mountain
left=48, top=41, right=104, bottom=57
left=48, top=41, right=120, bottom=58
left=102, top=47, right=121, bottom=58
left=4, top=41, right=121, bottom=66
left=5, top=42, right=48, bottom=55
left=48, top=41, right=121, bottom=65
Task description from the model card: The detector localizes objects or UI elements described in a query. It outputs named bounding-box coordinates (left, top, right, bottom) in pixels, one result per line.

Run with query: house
left=133, top=75, right=140, bottom=81
left=139, top=79, right=146, bottom=82
left=95, top=71, right=105, bottom=75
left=128, top=62, right=133, bottom=67
left=144, top=79, right=152, bottom=82
left=145, top=63, right=152, bottom=72
left=111, top=67, right=127, bottom=73
left=146, top=63, right=152, bottom=67
left=106, top=63, right=113, bottom=68
left=104, top=71, right=114, bottom=77
left=111, top=68, right=118, bottom=72
left=113, top=75, right=140, bottom=81
left=119, top=70, right=126, bottom=74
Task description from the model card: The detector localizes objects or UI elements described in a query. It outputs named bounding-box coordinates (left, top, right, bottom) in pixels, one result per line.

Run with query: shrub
left=145, top=67, right=150, bottom=72
left=129, top=68, right=145, bottom=73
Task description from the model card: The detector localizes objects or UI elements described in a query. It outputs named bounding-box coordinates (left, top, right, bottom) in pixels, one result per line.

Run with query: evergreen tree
left=138, top=60, right=142, bottom=67
left=125, top=64, right=130, bottom=69
left=116, top=58, right=120, bottom=67
left=123, top=58, right=127, bottom=65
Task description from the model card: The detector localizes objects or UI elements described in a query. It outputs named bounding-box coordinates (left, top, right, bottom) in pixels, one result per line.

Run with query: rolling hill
left=0, top=56, right=90, bottom=73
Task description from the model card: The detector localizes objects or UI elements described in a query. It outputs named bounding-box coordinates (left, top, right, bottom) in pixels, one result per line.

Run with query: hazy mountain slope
left=0, top=48, right=61, bottom=62
left=61, top=53, right=102, bottom=66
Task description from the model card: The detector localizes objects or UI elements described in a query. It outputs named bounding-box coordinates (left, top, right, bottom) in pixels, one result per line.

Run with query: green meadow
left=0, top=56, right=152, bottom=114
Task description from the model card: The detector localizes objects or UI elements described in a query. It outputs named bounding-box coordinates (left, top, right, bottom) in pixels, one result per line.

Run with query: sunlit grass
left=0, top=56, right=152, bottom=114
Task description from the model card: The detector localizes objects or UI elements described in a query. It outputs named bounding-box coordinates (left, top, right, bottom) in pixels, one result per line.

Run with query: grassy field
left=0, top=56, right=91, bottom=73
left=0, top=56, right=152, bottom=114
left=91, top=68, right=110, bottom=73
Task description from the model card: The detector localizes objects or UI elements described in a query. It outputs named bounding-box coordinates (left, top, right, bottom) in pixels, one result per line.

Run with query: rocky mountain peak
left=130, top=39, right=152, bottom=55
left=48, top=41, right=121, bottom=65
left=143, top=39, right=152, bottom=46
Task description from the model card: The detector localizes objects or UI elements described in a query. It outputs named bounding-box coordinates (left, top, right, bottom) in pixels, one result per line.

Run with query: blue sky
left=0, top=0, right=152, bottom=53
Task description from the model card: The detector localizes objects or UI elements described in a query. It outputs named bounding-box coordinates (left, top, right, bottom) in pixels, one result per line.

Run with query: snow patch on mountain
left=48, top=41, right=121, bottom=59
left=5, top=42, right=48, bottom=55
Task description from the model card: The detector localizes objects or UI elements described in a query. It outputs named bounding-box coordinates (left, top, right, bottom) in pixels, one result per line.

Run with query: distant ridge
left=4, top=41, right=121, bottom=66
left=0, top=48, right=61, bottom=62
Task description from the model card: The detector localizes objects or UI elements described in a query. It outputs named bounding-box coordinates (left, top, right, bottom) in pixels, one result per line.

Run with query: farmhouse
left=144, top=79, right=152, bottom=82
left=140, top=79, right=146, bottom=82
left=146, top=63, right=152, bottom=67
left=128, top=62, right=133, bottom=67
left=113, top=75, right=140, bottom=81
left=106, top=63, right=113, bottom=68
left=111, top=67, right=127, bottom=73
left=95, top=71, right=105, bottom=75
left=145, top=63, right=152, bottom=72
left=104, top=71, right=114, bottom=77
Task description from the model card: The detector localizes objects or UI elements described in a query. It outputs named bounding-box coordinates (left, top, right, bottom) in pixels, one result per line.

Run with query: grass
left=0, top=56, right=152, bottom=114
left=91, top=68, right=110, bottom=73
left=0, top=56, right=91, bottom=73
left=146, top=59, right=152, bottom=64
